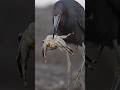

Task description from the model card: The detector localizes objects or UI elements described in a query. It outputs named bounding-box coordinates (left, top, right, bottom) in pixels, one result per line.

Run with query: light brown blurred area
left=35, top=6, right=85, bottom=90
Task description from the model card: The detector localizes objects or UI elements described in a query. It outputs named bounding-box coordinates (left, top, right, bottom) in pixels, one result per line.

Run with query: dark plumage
left=53, top=0, right=85, bottom=46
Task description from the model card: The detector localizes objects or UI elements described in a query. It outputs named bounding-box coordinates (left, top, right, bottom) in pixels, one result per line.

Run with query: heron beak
left=53, top=34, right=55, bottom=39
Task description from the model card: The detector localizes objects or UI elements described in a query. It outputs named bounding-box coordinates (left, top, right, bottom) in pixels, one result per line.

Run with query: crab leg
left=41, top=42, right=48, bottom=63
left=60, top=33, right=74, bottom=39
left=66, top=51, right=71, bottom=90
left=57, top=41, right=73, bottom=55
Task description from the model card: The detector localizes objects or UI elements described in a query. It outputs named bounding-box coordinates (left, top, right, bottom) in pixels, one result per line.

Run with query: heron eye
left=42, top=40, right=44, bottom=43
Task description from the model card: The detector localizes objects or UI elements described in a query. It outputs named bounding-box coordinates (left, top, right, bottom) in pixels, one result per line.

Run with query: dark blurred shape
left=16, top=22, right=35, bottom=88
left=86, top=0, right=120, bottom=90
left=0, top=0, right=34, bottom=90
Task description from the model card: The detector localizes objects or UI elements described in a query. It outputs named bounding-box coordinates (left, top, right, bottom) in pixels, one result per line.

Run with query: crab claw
left=60, top=33, right=74, bottom=39
left=41, top=43, right=47, bottom=64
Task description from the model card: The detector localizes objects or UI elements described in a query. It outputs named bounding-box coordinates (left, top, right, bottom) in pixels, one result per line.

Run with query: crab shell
left=42, top=35, right=74, bottom=63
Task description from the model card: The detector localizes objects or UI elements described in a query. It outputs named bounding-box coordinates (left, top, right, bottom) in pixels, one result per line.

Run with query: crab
left=42, top=33, right=74, bottom=63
